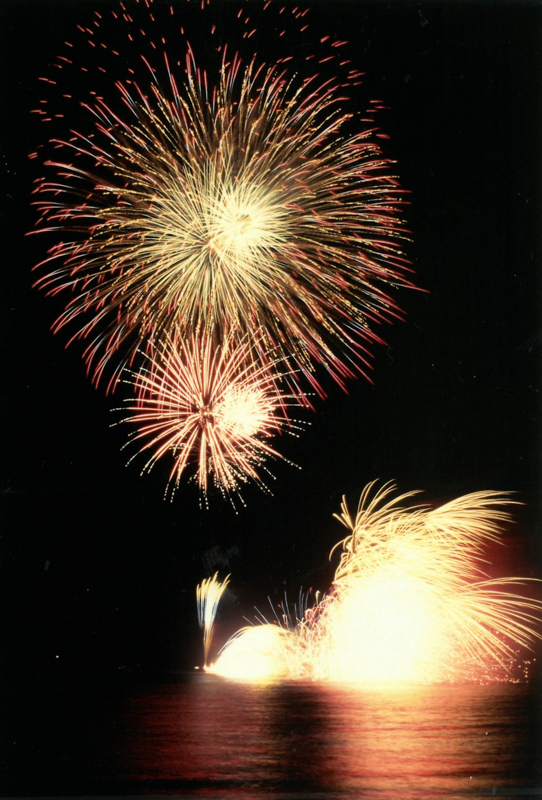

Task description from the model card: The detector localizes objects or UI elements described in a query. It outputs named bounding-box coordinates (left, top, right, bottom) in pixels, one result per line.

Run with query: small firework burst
left=119, top=334, right=300, bottom=503
left=206, top=484, right=542, bottom=683
left=197, top=572, right=231, bottom=667
left=31, top=5, right=414, bottom=396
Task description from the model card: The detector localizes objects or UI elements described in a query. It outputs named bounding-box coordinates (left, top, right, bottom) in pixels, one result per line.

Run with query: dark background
left=1, top=0, right=541, bottom=687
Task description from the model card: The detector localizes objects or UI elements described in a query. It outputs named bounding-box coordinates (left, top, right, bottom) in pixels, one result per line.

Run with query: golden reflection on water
left=118, top=676, right=540, bottom=798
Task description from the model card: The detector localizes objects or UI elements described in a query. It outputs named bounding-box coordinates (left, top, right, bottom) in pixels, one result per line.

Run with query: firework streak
left=197, top=572, right=230, bottom=666
left=204, top=484, right=542, bottom=682
left=30, top=0, right=415, bottom=499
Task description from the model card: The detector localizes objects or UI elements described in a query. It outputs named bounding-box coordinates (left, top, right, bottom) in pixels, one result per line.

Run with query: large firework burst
left=205, top=483, right=542, bottom=682
left=119, top=334, right=298, bottom=502
left=32, top=11, right=414, bottom=396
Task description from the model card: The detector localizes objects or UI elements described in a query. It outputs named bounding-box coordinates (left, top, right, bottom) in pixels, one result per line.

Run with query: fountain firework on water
left=30, top=0, right=415, bottom=501
left=197, top=572, right=231, bottom=667
left=198, top=483, right=542, bottom=683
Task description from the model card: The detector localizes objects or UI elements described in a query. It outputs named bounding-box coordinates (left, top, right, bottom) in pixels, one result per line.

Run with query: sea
left=3, top=670, right=542, bottom=799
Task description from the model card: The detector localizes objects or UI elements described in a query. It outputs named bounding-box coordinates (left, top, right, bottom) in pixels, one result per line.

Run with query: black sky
left=1, top=0, right=541, bottom=676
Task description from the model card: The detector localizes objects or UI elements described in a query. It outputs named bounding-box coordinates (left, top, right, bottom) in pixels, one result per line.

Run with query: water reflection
left=118, top=675, right=540, bottom=798
left=318, top=682, right=539, bottom=798
left=121, top=676, right=336, bottom=793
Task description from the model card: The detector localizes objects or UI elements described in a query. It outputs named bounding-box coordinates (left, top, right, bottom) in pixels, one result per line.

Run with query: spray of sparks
left=197, top=572, right=231, bottom=667
left=119, top=334, right=300, bottom=502
left=203, top=483, right=542, bottom=683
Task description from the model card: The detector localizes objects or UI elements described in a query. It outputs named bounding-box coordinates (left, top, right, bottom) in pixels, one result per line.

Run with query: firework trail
left=197, top=572, right=231, bottom=666
left=119, top=334, right=300, bottom=502
left=31, top=0, right=414, bottom=398
left=205, top=483, right=542, bottom=683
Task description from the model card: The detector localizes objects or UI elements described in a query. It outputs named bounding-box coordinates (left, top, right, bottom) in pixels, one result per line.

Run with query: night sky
left=2, top=0, right=541, bottom=680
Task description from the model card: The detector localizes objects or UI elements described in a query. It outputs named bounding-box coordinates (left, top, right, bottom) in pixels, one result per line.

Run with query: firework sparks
left=119, top=334, right=299, bottom=502
left=206, top=483, right=542, bottom=683
left=197, top=572, right=231, bottom=667
left=206, top=625, right=297, bottom=682
left=31, top=5, right=414, bottom=396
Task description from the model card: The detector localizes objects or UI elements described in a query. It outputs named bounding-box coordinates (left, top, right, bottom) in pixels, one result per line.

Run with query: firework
left=197, top=572, right=231, bottom=667
left=206, top=483, right=542, bottom=683
left=206, top=625, right=298, bottom=682
left=31, top=4, right=414, bottom=396
left=119, top=334, right=299, bottom=502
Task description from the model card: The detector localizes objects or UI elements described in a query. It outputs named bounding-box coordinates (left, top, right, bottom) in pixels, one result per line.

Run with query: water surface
left=4, top=672, right=541, bottom=798
left=119, top=676, right=541, bottom=798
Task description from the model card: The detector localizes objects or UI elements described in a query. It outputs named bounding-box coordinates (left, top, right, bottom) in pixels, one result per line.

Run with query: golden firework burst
left=32, top=42, right=414, bottom=395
